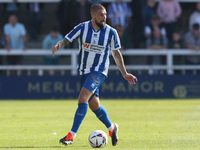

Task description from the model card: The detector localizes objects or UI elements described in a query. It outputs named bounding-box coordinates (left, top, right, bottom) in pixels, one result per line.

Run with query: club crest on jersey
left=83, top=43, right=90, bottom=48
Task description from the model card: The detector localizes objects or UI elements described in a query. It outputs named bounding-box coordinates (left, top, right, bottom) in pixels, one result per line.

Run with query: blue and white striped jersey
left=107, top=2, right=133, bottom=29
left=65, top=20, right=121, bottom=76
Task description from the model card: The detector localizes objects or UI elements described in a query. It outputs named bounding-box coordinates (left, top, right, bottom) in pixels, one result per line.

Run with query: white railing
left=0, top=48, right=200, bottom=76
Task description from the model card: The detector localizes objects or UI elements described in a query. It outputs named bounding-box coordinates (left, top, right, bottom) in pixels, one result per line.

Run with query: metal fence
left=0, top=48, right=200, bottom=76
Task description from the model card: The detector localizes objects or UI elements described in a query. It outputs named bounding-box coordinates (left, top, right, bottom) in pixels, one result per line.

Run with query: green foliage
left=1, top=99, right=200, bottom=150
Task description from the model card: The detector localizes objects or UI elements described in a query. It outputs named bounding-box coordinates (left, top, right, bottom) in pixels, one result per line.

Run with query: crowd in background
left=0, top=0, right=200, bottom=75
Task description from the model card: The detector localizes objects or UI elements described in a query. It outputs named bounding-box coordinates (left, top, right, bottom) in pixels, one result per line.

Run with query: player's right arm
left=52, top=23, right=82, bottom=56
left=52, top=38, right=70, bottom=56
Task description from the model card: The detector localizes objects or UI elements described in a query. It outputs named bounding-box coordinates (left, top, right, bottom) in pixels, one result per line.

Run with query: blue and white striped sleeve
left=110, top=28, right=121, bottom=51
left=65, top=23, right=83, bottom=42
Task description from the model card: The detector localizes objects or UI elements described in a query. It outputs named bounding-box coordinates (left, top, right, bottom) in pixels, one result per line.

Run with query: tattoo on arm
left=112, top=50, right=127, bottom=75
left=58, top=38, right=70, bottom=49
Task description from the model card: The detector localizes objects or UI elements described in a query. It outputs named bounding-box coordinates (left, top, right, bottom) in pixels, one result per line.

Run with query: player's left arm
left=112, top=49, right=138, bottom=85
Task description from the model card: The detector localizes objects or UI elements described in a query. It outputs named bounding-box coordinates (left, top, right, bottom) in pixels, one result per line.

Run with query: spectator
left=27, top=2, right=44, bottom=40
left=146, top=28, right=168, bottom=74
left=3, top=14, right=27, bottom=75
left=146, top=28, right=168, bottom=49
left=145, top=15, right=166, bottom=38
left=184, top=23, right=200, bottom=74
left=157, top=0, right=182, bottom=43
left=171, top=31, right=184, bottom=68
left=56, top=0, right=76, bottom=37
left=185, top=23, right=200, bottom=51
left=142, top=0, right=156, bottom=27
left=189, top=2, right=200, bottom=30
left=42, top=27, right=63, bottom=75
left=170, top=31, right=184, bottom=49
left=107, top=0, right=132, bottom=31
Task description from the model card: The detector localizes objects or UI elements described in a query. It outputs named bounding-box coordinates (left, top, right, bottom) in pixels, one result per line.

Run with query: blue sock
left=71, top=102, right=88, bottom=133
left=93, top=105, right=112, bottom=128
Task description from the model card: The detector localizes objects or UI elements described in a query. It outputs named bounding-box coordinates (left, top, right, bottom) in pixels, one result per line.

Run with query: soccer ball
left=88, top=130, right=108, bottom=148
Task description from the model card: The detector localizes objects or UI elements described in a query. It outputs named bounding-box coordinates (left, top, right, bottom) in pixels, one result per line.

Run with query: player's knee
left=89, top=101, right=100, bottom=111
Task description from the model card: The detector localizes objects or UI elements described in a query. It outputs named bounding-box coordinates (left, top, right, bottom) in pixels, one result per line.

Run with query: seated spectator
left=146, top=28, right=168, bottom=74
left=145, top=15, right=166, bottom=38
left=3, top=14, right=27, bottom=75
left=171, top=31, right=184, bottom=68
left=189, top=2, right=200, bottom=31
left=42, top=26, right=63, bottom=75
left=184, top=23, right=200, bottom=74
left=107, top=0, right=132, bottom=31
left=170, top=31, right=184, bottom=49
left=157, top=0, right=182, bottom=44
left=142, top=0, right=156, bottom=27
left=146, top=28, right=168, bottom=49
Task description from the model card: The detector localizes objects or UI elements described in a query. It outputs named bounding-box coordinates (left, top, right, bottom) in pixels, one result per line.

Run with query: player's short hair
left=90, top=4, right=106, bottom=15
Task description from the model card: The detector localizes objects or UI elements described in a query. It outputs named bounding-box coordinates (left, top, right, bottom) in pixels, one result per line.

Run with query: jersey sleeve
left=110, top=28, right=121, bottom=51
left=65, top=23, right=82, bottom=42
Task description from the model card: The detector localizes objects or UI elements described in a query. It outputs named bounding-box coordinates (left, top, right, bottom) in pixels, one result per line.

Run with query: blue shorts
left=80, top=72, right=106, bottom=101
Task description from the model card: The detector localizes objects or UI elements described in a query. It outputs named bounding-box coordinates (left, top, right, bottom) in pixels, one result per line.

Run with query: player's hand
left=52, top=44, right=59, bottom=56
left=123, top=73, right=138, bottom=85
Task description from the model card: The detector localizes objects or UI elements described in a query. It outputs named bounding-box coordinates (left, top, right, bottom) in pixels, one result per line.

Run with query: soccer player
left=52, top=4, right=138, bottom=146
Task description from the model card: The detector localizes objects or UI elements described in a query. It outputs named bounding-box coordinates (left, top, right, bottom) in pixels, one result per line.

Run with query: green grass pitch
left=1, top=99, right=200, bottom=150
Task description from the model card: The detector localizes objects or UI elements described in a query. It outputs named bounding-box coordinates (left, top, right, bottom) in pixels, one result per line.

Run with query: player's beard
left=95, top=19, right=105, bottom=29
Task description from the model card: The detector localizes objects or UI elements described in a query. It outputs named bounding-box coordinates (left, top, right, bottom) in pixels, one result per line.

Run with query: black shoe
left=59, top=132, right=74, bottom=145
